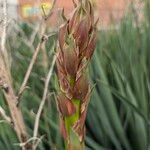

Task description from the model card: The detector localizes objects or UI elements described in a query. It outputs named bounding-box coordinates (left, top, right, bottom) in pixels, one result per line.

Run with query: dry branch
left=32, top=55, right=56, bottom=150
left=0, top=1, right=57, bottom=150
left=17, top=32, right=47, bottom=103
left=0, top=57, right=30, bottom=150
left=0, top=1, right=30, bottom=149
left=17, top=0, right=57, bottom=104
left=0, top=106, right=12, bottom=124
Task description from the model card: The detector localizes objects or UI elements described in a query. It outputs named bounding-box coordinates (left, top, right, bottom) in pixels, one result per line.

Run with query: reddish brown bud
left=73, top=75, right=89, bottom=101
left=73, top=18, right=89, bottom=53
left=58, top=93, right=76, bottom=117
left=59, top=23, right=68, bottom=51
left=85, top=29, right=97, bottom=60
left=63, top=47, right=78, bottom=78
left=56, top=0, right=98, bottom=145
left=68, top=9, right=80, bottom=33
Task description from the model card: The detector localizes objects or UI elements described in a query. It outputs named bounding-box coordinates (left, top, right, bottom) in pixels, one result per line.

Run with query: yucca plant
left=56, top=0, right=98, bottom=149
left=85, top=1, right=150, bottom=150
left=1, top=0, right=150, bottom=150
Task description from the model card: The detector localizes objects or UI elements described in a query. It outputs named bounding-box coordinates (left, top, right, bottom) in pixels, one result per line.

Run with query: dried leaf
left=85, top=29, right=97, bottom=60
left=59, top=23, right=68, bottom=51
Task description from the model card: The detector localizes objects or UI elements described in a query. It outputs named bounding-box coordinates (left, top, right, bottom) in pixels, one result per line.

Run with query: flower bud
left=56, top=0, right=98, bottom=146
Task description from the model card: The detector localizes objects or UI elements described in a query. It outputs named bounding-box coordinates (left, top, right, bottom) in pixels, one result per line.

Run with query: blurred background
left=0, top=0, right=150, bottom=150
left=0, top=0, right=143, bottom=28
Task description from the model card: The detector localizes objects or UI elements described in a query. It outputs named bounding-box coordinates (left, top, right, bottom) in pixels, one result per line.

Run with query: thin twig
left=17, top=0, right=57, bottom=104
left=30, top=23, right=41, bottom=44
left=17, top=34, right=47, bottom=104
left=33, top=135, right=45, bottom=149
left=0, top=1, right=29, bottom=149
left=0, top=106, right=12, bottom=124
left=44, top=0, right=57, bottom=20
left=32, top=55, right=56, bottom=150
left=14, top=136, right=44, bottom=148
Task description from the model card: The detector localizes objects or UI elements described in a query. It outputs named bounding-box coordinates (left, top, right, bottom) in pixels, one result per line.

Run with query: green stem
left=64, top=99, right=84, bottom=150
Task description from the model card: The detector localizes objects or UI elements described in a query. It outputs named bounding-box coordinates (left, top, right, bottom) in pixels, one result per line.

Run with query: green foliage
left=0, top=23, right=63, bottom=150
left=86, top=2, right=150, bottom=150
left=0, top=1, right=150, bottom=150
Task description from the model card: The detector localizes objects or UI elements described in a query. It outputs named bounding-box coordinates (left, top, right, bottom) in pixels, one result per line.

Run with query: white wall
left=0, top=0, right=18, bottom=19
left=0, top=0, right=18, bottom=5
